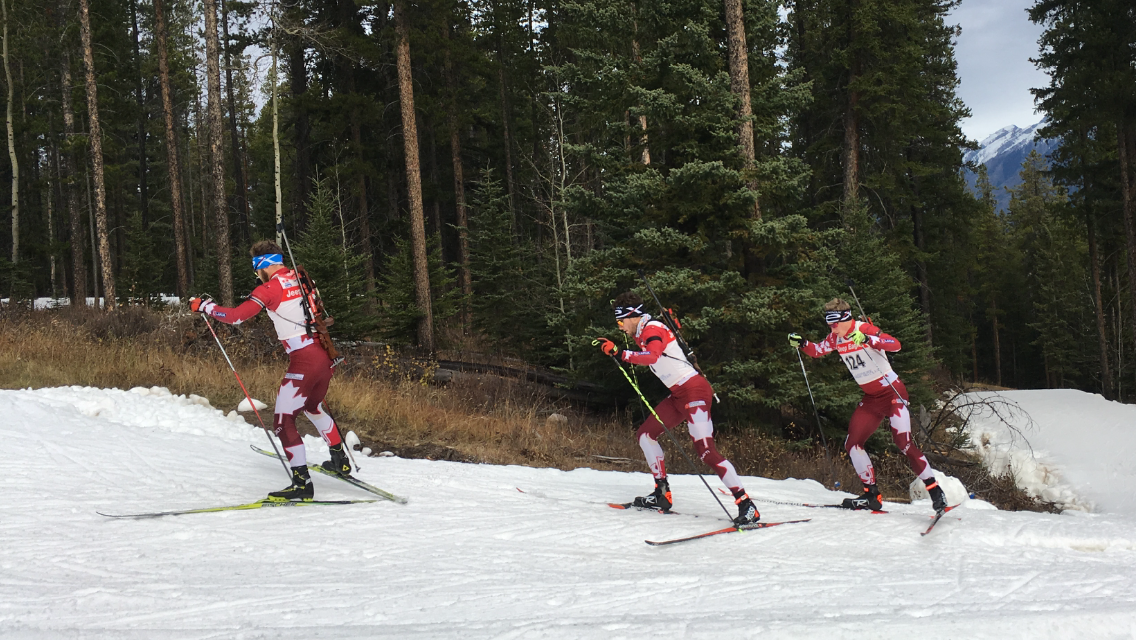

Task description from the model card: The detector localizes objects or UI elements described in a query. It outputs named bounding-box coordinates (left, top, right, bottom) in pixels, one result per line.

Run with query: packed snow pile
left=959, top=389, right=1136, bottom=515
left=5, top=385, right=1136, bottom=639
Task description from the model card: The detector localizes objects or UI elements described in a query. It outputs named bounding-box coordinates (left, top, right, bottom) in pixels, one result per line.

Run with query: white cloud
left=948, top=0, right=1050, bottom=142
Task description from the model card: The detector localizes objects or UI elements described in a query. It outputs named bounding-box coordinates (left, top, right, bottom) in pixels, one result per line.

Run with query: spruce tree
left=292, top=176, right=373, bottom=339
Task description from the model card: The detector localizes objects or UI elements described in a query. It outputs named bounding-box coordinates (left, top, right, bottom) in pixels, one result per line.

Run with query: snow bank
left=0, top=295, right=180, bottom=309
left=5, top=385, right=1136, bottom=638
left=959, top=389, right=1136, bottom=515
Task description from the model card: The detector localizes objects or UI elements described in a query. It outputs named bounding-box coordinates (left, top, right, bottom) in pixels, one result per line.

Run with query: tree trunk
left=1118, top=125, right=1136, bottom=391
left=203, top=0, right=233, bottom=305
left=78, top=0, right=115, bottom=309
left=723, top=0, right=758, bottom=219
left=631, top=32, right=650, bottom=165
left=221, top=0, right=249, bottom=244
left=444, top=46, right=470, bottom=330
left=496, top=27, right=516, bottom=222
left=990, top=295, right=1001, bottom=387
left=842, top=90, right=860, bottom=210
left=129, top=0, right=148, bottom=225
left=289, top=36, right=310, bottom=228
left=1087, top=213, right=1112, bottom=398
left=345, top=64, right=374, bottom=295
left=395, top=1, right=434, bottom=353
left=59, top=48, right=87, bottom=306
left=2, top=0, right=18, bottom=266
left=154, top=0, right=190, bottom=299
left=911, top=183, right=932, bottom=347
left=271, top=34, right=282, bottom=245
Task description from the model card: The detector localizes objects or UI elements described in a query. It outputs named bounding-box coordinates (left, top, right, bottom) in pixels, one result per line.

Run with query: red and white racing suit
left=204, top=268, right=342, bottom=468
left=619, top=315, right=746, bottom=495
left=800, top=321, right=933, bottom=484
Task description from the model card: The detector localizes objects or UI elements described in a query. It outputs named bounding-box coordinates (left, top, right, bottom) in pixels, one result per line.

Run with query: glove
left=787, top=332, right=804, bottom=349
left=847, top=329, right=870, bottom=346
left=596, top=338, right=622, bottom=358
left=189, top=296, right=216, bottom=316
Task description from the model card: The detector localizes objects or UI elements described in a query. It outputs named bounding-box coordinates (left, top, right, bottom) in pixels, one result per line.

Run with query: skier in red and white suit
left=789, top=298, right=947, bottom=513
left=598, top=292, right=760, bottom=525
left=189, top=240, right=349, bottom=501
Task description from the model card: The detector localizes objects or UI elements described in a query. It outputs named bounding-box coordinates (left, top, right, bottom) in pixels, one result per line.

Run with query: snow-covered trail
left=4, top=387, right=1136, bottom=639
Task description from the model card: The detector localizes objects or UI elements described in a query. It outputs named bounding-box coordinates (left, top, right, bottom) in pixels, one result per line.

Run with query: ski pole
left=596, top=341, right=734, bottom=520
left=637, top=269, right=720, bottom=402
left=276, top=222, right=356, bottom=473
left=795, top=347, right=836, bottom=485
left=201, top=314, right=292, bottom=479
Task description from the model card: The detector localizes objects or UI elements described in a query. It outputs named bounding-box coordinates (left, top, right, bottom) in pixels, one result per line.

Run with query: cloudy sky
left=947, top=0, right=1049, bottom=144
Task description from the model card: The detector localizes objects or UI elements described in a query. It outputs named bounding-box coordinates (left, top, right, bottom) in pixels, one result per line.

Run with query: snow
left=961, top=389, right=1136, bottom=515
left=237, top=397, right=269, bottom=412
left=0, top=295, right=181, bottom=309
left=5, top=386, right=1136, bottom=638
left=963, top=121, right=1048, bottom=166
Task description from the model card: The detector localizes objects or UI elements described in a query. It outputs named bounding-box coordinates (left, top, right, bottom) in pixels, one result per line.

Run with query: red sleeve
left=801, top=334, right=834, bottom=358
left=206, top=298, right=264, bottom=325
left=620, top=324, right=668, bottom=366
left=860, top=323, right=901, bottom=352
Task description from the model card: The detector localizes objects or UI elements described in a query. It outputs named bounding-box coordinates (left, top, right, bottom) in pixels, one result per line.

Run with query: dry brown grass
left=0, top=306, right=1051, bottom=511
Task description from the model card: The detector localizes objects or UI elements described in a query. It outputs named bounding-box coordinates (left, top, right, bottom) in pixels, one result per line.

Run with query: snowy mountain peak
left=966, top=119, right=1048, bottom=166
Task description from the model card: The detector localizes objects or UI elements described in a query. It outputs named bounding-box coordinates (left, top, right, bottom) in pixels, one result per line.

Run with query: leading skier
left=788, top=298, right=948, bottom=513
left=189, top=240, right=350, bottom=501
left=598, top=291, right=760, bottom=525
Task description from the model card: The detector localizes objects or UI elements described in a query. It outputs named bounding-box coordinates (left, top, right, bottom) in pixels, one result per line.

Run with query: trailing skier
left=598, top=291, right=760, bottom=526
left=788, top=298, right=948, bottom=513
left=190, top=240, right=350, bottom=501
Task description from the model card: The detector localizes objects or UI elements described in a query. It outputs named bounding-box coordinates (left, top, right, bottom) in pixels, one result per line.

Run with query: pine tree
left=377, top=234, right=459, bottom=346
left=292, top=176, right=373, bottom=339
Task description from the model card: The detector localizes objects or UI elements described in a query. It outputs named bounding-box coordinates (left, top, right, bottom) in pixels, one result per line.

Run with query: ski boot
left=733, top=494, right=761, bottom=526
left=632, top=477, right=673, bottom=512
left=842, top=484, right=882, bottom=511
left=322, top=444, right=352, bottom=476
left=924, top=478, right=948, bottom=514
left=267, top=466, right=313, bottom=502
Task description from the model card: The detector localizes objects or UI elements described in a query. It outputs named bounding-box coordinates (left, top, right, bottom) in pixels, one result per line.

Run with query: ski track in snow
left=3, top=386, right=1136, bottom=639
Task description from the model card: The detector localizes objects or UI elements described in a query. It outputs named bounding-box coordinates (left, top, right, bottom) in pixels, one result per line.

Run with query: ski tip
left=608, top=503, right=630, bottom=510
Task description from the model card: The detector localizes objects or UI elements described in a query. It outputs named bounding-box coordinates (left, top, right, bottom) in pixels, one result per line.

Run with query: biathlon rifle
left=276, top=222, right=343, bottom=366
left=637, top=269, right=720, bottom=402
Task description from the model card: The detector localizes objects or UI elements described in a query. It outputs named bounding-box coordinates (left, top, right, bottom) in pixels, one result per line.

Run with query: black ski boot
left=267, top=466, right=313, bottom=501
left=632, top=477, right=673, bottom=512
left=322, top=444, right=351, bottom=476
left=842, top=484, right=882, bottom=511
left=924, top=478, right=948, bottom=514
left=733, top=494, right=760, bottom=526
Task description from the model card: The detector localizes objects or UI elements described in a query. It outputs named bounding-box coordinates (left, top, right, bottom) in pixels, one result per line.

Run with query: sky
left=947, top=0, right=1050, bottom=144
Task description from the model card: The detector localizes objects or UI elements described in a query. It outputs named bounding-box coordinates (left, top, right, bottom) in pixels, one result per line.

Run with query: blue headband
left=252, top=254, right=284, bottom=270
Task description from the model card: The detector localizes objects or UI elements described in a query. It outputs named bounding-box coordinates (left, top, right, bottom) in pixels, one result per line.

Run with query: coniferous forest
left=0, top=0, right=1134, bottom=429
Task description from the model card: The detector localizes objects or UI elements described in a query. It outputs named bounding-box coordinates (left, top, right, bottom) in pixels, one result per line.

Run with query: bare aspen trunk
left=723, top=0, right=758, bottom=219
left=203, top=0, right=233, bottom=305
left=79, top=0, right=116, bottom=309
left=395, top=1, right=434, bottom=352
left=60, top=47, right=87, bottom=306
left=221, top=0, right=249, bottom=243
left=2, top=0, right=18, bottom=265
left=444, top=46, right=470, bottom=329
left=271, top=35, right=282, bottom=246
left=154, top=0, right=189, bottom=299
